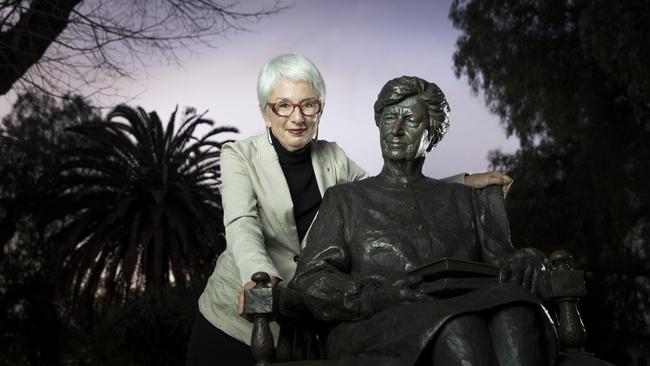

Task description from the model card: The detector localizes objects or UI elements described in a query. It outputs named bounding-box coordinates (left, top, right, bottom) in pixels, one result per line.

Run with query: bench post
left=245, top=272, right=275, bottom=365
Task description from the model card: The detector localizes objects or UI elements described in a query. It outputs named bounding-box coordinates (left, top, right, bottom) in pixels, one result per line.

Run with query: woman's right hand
left=237, top=275, right=280, bottom=320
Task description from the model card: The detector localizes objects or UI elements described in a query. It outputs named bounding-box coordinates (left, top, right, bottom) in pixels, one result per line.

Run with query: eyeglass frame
left=267, top=99, right=323, bottom=117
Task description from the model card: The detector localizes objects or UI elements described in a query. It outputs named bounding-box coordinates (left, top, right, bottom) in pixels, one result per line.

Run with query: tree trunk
left=0, top=0, right=84, bottom=95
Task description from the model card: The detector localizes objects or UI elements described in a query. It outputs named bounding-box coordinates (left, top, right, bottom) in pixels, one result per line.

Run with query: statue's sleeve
left=474, top=186, right=517, bottom=265
left=289, top=186, right=374, bottom=322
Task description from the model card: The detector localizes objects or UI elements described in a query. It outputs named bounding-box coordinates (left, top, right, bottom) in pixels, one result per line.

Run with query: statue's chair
left=243, top=187, right=613, bottom=366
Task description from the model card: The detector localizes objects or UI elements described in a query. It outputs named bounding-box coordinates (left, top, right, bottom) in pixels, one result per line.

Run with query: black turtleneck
left=270, top=132, right=322, bottom=243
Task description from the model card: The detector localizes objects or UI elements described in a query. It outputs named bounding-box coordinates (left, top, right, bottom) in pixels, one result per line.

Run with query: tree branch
left=0, top=0, right=83, bottom=95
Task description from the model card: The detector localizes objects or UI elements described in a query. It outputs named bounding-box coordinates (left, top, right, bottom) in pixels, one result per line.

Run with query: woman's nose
left=288, top=106, right=305, bottom=123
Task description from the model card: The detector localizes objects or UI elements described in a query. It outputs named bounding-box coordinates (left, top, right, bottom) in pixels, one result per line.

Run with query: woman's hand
left=237, top=275, right=280, bottom=319
left=464, top=171, right=513, bottom=197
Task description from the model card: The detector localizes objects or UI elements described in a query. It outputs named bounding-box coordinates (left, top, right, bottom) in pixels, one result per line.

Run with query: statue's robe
left=290, top=175, right=557, bottom=366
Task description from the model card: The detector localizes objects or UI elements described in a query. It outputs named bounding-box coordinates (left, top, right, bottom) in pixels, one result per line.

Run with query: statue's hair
left=373, top=76, right=450, bottom=151
left=257, top=53, right=326, bottom=109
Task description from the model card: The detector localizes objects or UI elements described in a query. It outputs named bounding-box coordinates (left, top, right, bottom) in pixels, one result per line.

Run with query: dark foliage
left=1, top=93, right=239, bottom=365
left=450, top=0, right=650, bottom=363
left=0, top=92, right=98, bottom=254
left=42, top=105, right=238, bottom=321
left=89, top=285, right=200, bottom=366
left=0, top=91, right=100, bottom=365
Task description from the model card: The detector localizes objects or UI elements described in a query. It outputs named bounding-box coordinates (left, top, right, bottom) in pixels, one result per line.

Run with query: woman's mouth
left=287, top=129, right=306, bottom=136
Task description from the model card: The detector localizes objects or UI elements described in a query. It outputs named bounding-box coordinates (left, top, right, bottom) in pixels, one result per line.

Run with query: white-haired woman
left=185, top=54, right=512, bottom=365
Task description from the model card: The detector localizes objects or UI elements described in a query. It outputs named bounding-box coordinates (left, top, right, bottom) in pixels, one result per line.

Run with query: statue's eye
left=384, top=114, right=396, bottom=121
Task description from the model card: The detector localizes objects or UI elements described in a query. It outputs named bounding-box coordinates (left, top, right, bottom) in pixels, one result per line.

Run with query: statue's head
left=373, top=76, right=450, bottom=161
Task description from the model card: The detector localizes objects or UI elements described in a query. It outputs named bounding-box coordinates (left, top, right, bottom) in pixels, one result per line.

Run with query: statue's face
left=379, top=96, right=431, bottom=160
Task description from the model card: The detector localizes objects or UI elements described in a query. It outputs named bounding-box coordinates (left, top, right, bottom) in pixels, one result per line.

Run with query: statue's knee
left=433, top=314, right=496, bottom=366
left=440, top=314, right=486, bottom=337
left=496, top=304, right=537, bottom=324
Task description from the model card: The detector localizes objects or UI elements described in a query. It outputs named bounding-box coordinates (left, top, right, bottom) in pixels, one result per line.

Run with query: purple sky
left=1, top=0, right=519, bottom=177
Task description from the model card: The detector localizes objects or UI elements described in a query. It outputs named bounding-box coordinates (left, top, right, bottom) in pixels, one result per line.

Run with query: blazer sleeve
left=220, top=144, right=282, bottom=285
left=440, top=173, right=468, bottom=184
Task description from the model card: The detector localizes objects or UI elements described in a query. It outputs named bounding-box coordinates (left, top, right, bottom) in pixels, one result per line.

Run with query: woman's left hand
left=464, top=171, right=513, bottom=197
left=237, top=275, right=280, bottom=320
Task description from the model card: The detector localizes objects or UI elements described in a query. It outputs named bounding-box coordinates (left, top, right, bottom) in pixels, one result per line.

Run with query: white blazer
left=198, top=132, right=367, bottom=345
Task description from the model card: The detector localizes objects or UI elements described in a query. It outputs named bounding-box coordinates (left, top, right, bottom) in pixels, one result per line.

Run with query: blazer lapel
left=311, top=141, right=336, bottom=197
left=302, top=141, right=338, bottom=249
left=254, top=135, right=300, bottom=250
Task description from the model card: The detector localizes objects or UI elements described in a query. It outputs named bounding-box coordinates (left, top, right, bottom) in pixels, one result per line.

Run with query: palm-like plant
left=43, top=105, right=237, bottom=314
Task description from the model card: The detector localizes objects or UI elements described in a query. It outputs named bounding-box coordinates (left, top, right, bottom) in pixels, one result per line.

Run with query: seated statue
left=289, top=76, right=557, bottom=366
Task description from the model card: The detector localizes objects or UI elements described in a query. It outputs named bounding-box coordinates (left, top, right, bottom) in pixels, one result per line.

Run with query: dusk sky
left=1, top=0, right=520, bottom=178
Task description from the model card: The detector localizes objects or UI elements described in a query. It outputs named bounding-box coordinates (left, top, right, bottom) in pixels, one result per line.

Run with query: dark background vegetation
left=1, top=0, right=648, bottom=365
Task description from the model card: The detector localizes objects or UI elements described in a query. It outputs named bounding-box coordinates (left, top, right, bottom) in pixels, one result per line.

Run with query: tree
left=450, top=0, right=650, bottom=363
left=0, top=0, right=286, bottom=96
left=0, top=91, right=101, bottom=366
left=0, top=91, right=100, bottom=255
left=42, top=105, right=238, bottom=320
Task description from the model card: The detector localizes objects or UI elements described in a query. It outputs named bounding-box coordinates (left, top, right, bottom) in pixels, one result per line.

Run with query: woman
left=185, top=54, right=512, bottom=365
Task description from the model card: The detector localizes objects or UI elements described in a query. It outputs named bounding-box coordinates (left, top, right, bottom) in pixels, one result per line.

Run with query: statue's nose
left=393, top=116, right=405, bottom=136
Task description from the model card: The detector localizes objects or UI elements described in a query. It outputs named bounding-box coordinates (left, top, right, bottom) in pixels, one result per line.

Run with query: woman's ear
left=261, top=108, right=272, bottom=127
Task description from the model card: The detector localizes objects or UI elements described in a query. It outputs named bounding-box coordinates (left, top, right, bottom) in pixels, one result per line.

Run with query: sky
left=1, top=0, right=519, bottom=178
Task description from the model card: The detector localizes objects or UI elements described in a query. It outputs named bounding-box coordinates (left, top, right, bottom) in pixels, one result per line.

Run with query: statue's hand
left=499, top=248, right=548, bottom=293
left=371, top=276, right=425, bottom=313
left=464, top=171, right=513, bottom=197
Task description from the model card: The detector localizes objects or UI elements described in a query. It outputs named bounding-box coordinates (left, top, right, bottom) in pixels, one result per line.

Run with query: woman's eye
left=277, top=102, right=291, bottom=109
left=302, top=101, right=315, bottom=108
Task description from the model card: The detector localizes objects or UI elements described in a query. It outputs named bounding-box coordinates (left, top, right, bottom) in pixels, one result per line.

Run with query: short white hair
left=256, top=53, right=326, bottom=109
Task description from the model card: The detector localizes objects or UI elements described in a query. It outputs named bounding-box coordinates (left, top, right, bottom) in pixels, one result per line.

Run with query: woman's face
left=262, top=79, right=321, bottom=151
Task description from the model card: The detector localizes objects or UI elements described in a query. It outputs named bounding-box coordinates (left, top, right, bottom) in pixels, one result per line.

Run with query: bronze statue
left=289, top=76, right=556, bottom=366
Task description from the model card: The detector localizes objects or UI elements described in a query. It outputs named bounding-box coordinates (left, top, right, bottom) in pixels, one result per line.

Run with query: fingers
left=398, top=287, right=424, bottom=301
left=267, top=276, right=280, bottom=288
left=501, top=175, right=513, bottom=198
left=509, top=262, right=522, bottom=286
left=237, top=291, right=245, bottom=316
left=499, top=263, right=511, bottom=283
left=238, top=281, right=258, bottom=320
left=397, top=275, right=423, bottom=288
left=409, top=275, right=423, bottom=287
left=466, top=171, right=513, bottom=189
left=531, top=267, right=541, bottom=294
left=521, top=265, right=533, bottom=290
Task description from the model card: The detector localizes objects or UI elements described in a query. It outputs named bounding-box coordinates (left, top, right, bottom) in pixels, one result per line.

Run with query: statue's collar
left=375, top=171, right=427, bottom=188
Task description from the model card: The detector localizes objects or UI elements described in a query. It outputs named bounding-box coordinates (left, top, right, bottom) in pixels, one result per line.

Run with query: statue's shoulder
left=323, top=176, right=377, bottom=198
left=422, top=176, right=473, bottom=193
left=418, top=177, right=476, bottom=209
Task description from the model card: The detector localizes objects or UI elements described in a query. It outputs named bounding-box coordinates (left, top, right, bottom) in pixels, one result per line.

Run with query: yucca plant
left=42, top=105, right=237, bottom=316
